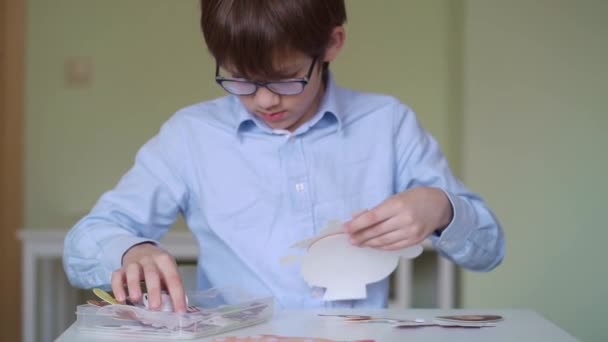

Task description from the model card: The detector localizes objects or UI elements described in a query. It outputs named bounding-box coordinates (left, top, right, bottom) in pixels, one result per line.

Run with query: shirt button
left=295, top=183, right=306, bottom=192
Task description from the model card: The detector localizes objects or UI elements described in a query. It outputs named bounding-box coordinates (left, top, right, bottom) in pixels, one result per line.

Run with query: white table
left=55, top=309, right=577, bottom=342
left=18, top=229, right=454, bottom=342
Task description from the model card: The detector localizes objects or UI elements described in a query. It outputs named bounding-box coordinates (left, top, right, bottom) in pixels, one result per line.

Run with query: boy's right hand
left=111, top=243, right=187, bottom=313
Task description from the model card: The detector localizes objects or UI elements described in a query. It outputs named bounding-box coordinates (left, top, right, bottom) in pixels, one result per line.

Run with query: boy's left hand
left=343, top=187, right=453, bottom=250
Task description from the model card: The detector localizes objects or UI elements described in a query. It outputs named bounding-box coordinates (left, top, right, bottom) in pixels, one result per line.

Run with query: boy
left=63, top=0, right=504, bottom=313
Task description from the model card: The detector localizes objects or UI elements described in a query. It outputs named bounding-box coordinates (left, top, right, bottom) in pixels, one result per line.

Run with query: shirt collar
left=234, top=72, right=344, bottom=136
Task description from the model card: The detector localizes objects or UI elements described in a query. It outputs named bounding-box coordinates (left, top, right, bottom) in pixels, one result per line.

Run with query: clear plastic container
left=75, top=287, right=274, bottom=339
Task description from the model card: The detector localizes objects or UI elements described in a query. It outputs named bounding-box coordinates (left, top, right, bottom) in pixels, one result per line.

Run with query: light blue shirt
left=63, top=76, right=504, bottom=309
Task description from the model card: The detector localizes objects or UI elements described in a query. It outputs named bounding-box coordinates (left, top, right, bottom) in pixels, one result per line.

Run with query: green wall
left=25, top=0, right=219, bottom=228
left=461, top=1, right=608, bottom=341
left=25, top=0, right=460, bottom=228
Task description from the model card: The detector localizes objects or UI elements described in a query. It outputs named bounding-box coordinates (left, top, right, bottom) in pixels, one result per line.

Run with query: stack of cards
left=396, top=314, right=503, bottom=329
left=319, top=313, right=503, bottom=329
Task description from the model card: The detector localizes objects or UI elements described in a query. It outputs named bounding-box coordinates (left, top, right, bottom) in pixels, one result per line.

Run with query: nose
left=253, top=86, right=280, bottom=109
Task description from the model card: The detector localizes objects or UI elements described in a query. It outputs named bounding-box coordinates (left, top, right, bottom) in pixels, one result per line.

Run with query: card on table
left=434, top=314, right=503, bottom=323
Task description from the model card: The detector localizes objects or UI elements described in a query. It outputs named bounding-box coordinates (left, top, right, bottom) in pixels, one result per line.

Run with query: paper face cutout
left=285, top=220, right=423, bottom=301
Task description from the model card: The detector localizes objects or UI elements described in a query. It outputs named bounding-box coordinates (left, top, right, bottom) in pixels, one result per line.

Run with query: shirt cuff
left=429, top=190, right=474, bottom=256
left=101, top=235, right=158, bottom=276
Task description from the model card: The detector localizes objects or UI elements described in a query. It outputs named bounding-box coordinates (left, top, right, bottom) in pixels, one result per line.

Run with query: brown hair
left=200, top=0, right=346, bottom=80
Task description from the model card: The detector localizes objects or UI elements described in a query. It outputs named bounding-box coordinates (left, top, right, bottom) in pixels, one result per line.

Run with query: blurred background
left=1, top=0, right=607, bottom=341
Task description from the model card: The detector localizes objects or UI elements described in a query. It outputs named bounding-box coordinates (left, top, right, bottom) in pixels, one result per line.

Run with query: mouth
left=259, top=111, right=287, bottom=122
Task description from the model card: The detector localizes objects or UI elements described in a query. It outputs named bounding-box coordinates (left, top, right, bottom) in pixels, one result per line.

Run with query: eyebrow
left=279, top=67, right=302, bottom=78
left=222, top=62, right=306, bottom=80
left=279, top=62, right=308, bottom=78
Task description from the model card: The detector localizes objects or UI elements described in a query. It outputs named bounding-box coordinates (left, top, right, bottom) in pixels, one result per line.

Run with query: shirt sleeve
left=393, top=103, right=505, bottom=272
left=63, top=117, right=190, bottom=288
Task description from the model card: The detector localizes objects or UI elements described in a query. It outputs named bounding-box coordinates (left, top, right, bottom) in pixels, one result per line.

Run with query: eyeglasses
left=215, top=57, right=317, bottom=96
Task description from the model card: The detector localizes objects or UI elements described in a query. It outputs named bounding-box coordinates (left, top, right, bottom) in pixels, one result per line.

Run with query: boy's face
left=218, top=26, right=345, bottom=132
left=226, top=54, right=325, bottom=132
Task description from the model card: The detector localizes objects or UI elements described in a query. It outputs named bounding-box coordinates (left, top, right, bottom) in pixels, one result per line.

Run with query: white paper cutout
left=284, top=220, right=423, bottom=301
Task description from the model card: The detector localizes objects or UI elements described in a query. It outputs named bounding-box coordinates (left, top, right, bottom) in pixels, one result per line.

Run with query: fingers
left=344, top=198, right=401, bottom=234
left=111, top=270, right=127, bottom=303
left=111, top=249, right=186, bottom=313
left=381, top=238, right=420, bottom=251
left=125, top=262, right=144, bottom=302
left=345, top=193, right=430, bottom=249
left=349, top=216, right=399, bottom=246
left=156, top=254, right=187, bottom=313
left=364, top=229, right=413, bottom=249
left=351, top=215, right=416, bottom=248
left=142, top=261, right=162, bottom=309
left=141, top=254, right=186, bottom=312
left=350, top=209, right=368, bottom=219
left=164, top=269, right=187, bottom=313
left=344, top=208, right=385, bottom=234
left=352, top=223, right=420, bottom=250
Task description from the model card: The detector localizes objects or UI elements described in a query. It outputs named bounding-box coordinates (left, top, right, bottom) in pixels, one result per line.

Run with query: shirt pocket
left=313, top=194, right=368, bottom=232
left=203, top=181, right=280, bottom=239
left=313, top=167, right=391, bottom=233
left=232, top=196, right=279, bottom=231
left=205, top=193, right=281, bottom=263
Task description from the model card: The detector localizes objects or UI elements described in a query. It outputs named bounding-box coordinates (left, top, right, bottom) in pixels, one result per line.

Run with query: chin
left=268, top=121, right=294, bottom=131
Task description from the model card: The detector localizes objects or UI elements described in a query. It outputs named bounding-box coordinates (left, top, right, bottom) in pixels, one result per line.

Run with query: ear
left=323, top=26, right=346, bottom=63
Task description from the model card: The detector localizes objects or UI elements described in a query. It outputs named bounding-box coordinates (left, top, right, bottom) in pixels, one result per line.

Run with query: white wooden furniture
left=55, top=309, right=577, bottom=342
left=18, top=229, right=455, bottom=342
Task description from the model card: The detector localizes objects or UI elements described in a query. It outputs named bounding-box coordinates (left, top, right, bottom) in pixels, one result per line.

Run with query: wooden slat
left=0, top=0, right=25, bottom=340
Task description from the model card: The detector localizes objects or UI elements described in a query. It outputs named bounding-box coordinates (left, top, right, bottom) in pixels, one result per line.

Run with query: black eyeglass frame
left=215, top=57, right=318, bottom=96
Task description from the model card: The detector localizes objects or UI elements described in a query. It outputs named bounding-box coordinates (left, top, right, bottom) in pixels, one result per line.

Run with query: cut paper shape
left=318, top=314, right=498, bottom=329
left=283, top=220, right=423, bottom=301
left=435, top=314, right=503, bottom=323
left=318, top=313, right=425, bottom=325
left=395, top=322, right=496, bottom=329
left=93, top=288, right=120, bottom=305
